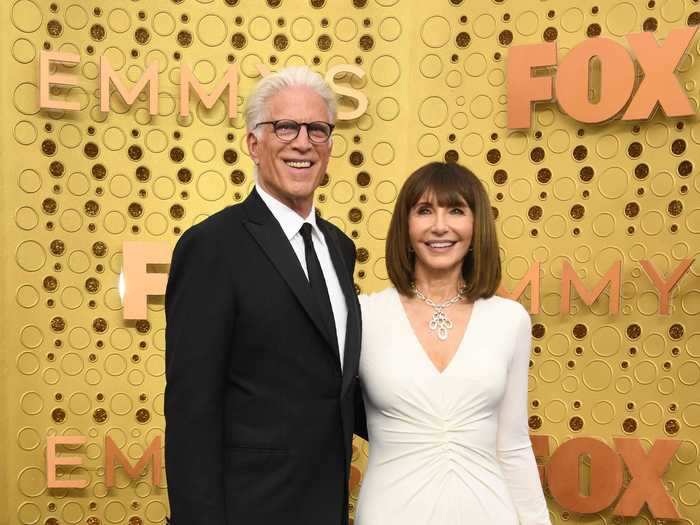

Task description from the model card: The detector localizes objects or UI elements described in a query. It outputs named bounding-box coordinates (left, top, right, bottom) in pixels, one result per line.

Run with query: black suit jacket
left=164, top=188, right=363, bottom=525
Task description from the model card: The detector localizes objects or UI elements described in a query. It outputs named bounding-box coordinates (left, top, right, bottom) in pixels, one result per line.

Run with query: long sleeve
left=164, top=225, right=235, bottom=525
left=496, top=306, right=552, bottom=525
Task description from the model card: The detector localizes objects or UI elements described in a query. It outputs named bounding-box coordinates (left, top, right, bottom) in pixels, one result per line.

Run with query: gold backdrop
left=2, top=0, right=700, bottom=523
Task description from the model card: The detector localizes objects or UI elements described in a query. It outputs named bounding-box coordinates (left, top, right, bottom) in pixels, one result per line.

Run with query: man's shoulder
left=174, top=202, right=248, bottom=255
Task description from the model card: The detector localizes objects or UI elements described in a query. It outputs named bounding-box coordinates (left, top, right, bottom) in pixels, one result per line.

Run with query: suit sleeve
left=164, top=226, right=235, bottom=525
left=339, top=234, right=369, bottom=441
left=496, top=306, right=551, bottom=525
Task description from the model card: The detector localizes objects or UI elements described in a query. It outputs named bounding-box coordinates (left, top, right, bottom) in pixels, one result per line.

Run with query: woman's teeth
left=426, top=241, right=455, bottom=248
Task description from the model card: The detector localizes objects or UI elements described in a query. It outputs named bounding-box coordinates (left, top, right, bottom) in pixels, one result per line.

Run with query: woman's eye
left=450, top=208, right=465, bottom=214
left=417, top=207, right=431, bottom=214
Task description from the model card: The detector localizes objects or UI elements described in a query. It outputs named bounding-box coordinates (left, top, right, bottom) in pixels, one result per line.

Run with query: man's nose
left=290, top=125, right=312, bottom=149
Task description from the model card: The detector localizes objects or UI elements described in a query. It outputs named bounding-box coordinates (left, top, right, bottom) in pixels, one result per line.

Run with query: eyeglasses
left=254, top=119, right=335, bottom=144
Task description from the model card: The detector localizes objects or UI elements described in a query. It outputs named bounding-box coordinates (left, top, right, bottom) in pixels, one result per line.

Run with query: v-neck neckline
left=391, top=287, right=480, bottom=376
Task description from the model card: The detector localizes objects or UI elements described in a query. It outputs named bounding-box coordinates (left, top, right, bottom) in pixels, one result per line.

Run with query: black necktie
left=299, top=223, right=337, bottom=347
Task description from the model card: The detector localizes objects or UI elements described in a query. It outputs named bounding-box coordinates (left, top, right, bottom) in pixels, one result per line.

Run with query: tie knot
left=299, top=222, right=313, bottom=244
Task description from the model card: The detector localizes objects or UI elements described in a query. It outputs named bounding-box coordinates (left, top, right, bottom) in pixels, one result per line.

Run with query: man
left=164, top=67, right=364, bottom=525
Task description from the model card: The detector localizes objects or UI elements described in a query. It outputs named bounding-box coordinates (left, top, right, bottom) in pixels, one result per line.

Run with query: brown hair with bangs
left=386, top=162, right=502, bottom=301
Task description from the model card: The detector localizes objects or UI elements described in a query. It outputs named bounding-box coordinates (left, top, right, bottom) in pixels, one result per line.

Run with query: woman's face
left=408, top=191, right=474, bottom=276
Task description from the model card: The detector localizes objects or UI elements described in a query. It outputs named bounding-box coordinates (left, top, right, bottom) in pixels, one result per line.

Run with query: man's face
left=247, top=85, right=333, bottom=216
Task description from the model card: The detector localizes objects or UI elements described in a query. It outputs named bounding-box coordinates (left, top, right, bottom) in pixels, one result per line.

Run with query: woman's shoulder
left=359, top=286, right=398, bottom=312
left=478, top=294, right=530, bottom=324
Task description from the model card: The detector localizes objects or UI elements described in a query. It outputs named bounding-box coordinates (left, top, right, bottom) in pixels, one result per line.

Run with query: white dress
left=356, top=287, right=551, bottom=525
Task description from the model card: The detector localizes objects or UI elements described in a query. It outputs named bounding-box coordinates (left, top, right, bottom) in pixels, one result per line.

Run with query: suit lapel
left=242, top=189, right=340, bottom=362
left=318, top=220, right=361, bottom=395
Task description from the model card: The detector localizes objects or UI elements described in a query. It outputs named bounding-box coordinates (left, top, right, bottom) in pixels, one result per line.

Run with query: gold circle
left=378, top=17, right=401, bottom=41
left=538, top=360, right=562, bottom=383
left=418, top=96, right=448, bottom=128
left=17, top=427, right=41, bottom=451
left=370, top=55, right=401, bottom=87
left=417, top=133, right=440, bottom=157
left=592, top=212, right=615, bottom=238
left=367, top=209, right=392, bottom=240
left=616, top=375, right=633, bottom=394
left=291, top=17, right=314, bottom=41
left=108, top=174, right=132, bottom=198
left=68, top=327, right=91, bottom=349
left=582, top=360, right=613, bottom=391
left=502, top=216, right=525, bottom=239
left=107, top=8, right=131, bottom=33
left=473, top=13, right=496, bottom=38
left=544, top=400, right=567, bottom=423
left=19, top=391, right=43, bottom=416
left=331, top=181, right=354, bottom=204
left=110, top=393, right=133, bottom=416
left=420, top=16, right=451, bottom=48
left=16, top=241, right=45, bottom=272
left=103, top=126, right=126, bottom=151
left=68, top=250, right=91, bottom=273
left=145, top=213, right=169, bottom=236
left=469, top=95, right=493, bottom=119
left=14, top=120, right=37, bottom=145
left=597, top=167, right=628, bottom=199
left=17, top=352, right=40, bottom=375
left=249, top=16, right=272, bottom=41
left=679, top=361, right=700, bottom=386
left=375, top=181, right=397, bottom=204
left=376, top=97, right=400, bottom=121
left=152, top=12, right=176, bottom=36
left=198, top=14, right=227, bottom=46
left=419, top=54, right=443, bottom=79
left=18, top=169, right=41, bottom=193
left=504, top=132, right=527, bottom=155
left=60, top=352, right=84, bottom=376
left=515, top=10, right=539, bottom=36
left=11, top=0, right=42, bottom=33
left=371, top=142, right=395, bottom=166
left=60, top=286, right=83, bottom=309
left=547, top=129, right=571, bottom=154
left=605, top=2, right=637, bottom=36
left=591, top=400, right=616, bottom=424
left=17, top=466, right=46, bottom=498
left=645, top=122, right=669, bottom=148
left=196, top=171, right=226, bottom=201
left=16, top=207, right=38, bottom=231
left=65, top=5, right=88, bottom=29
left=14, top=82, right=40, bottom=115
left=193, top=138, right=216, bottom=162
left=146, top=354, right=165, bottom=376
left=334, top=17, right=357, bottom=42
left=634, top=360, right=658, bottom=385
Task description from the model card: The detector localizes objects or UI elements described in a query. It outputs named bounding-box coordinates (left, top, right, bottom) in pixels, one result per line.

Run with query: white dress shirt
left=256, top=184, right=348, bottom=371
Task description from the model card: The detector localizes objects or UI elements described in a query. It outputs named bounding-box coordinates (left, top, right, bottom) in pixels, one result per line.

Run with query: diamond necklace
left=411, top=283, right=466, bottom=341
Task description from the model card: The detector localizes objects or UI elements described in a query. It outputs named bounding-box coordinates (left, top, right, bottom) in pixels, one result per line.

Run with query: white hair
left=245, top=66, right=337, bottom=137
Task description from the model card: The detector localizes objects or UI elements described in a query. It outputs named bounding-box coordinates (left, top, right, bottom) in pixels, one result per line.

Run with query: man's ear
left=246, top=131, right=259, bottom=165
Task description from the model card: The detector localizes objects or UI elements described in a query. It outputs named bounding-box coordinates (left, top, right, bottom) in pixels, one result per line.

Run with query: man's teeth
left=285, top=160, right=312, bottom=168
left=427, top=242, right=455, bottom=248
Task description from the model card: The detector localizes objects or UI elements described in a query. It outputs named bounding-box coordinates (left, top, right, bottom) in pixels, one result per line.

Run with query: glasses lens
left=274, top=120, right=300, bottom=141
left=308, top=122, right=332, bottom=143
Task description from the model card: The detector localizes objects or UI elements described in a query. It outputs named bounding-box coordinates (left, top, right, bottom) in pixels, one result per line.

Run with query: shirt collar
left=256, top=184, right=325, bottom=244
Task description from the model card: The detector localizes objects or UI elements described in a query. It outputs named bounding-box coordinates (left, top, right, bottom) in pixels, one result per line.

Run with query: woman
left=356, top=162, right=551, bottom=525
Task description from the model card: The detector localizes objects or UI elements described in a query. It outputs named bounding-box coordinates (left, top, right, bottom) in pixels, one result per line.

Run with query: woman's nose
left=430, top=210, right=448, bottom=232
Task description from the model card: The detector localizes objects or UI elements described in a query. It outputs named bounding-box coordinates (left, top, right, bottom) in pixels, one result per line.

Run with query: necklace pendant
left=430, top=309, right=453, bottom=341
left=412, top=283, right=465, bottom=342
